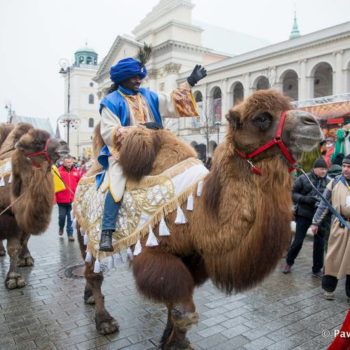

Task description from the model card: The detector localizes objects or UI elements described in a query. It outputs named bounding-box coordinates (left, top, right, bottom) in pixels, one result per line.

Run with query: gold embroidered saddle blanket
left=73, top=157, right=209, bottom=260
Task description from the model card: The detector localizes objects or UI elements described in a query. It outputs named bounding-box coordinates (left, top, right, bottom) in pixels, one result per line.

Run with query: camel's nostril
left=302, top=115, right=318, bottom=126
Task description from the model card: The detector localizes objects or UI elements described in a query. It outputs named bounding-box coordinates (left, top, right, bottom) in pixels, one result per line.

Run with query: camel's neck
left=11, top=152, right=54, bottom=234
left=190, top=145, right=292, bottom=293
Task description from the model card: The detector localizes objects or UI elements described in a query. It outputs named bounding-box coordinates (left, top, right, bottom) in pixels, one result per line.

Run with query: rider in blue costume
left=98, top=56, right=207, bottom=252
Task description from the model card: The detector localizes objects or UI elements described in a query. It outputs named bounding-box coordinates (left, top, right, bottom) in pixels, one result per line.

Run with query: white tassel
left=113, top=253, right=124, bottom=266
left=159, top=217, right=170, bottom=236
left=107, top=256, right=114, bottom=269
left=80, top=228, right=85, bottom=236
left=127, top=247, right=133, bottom=261
left=83, top=233, right=89, bottom=245
left=133, top=239, right=142, bottom=256
left=8, top=174, right=12, bottom=183
left=146, top=225, right=158, bottom=247
left=72, top=218, right=77, bottom=230
left=196, top=180, right=203, bottom=197
left=85, top=250, right=92, bottom=263
left=93, top=259, right=101, bottom=273
left=175, top=206, right=187, bottom=224
left=186, top=194, right=194, bottom=211
left=0, top=177, right=4, bottom=187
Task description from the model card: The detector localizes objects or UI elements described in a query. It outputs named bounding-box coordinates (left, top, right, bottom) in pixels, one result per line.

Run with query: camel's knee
left=133, top=248, right=194, bottom=303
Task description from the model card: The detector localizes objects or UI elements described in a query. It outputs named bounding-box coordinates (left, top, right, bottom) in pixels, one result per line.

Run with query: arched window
left=282, top=70, right=299, bottom=100
left=233, top=82, right=244, bottom=106
left=86, top=56, right=92, bottom=65
left=88, top=118, right=94, bottom=128
left=212, top=87, right=222, bottom=124
left=313, top=62, right=333, bottom=98
left=256, top=76, right=270, bottom=90
left=89, top=94, right=94, bottom=104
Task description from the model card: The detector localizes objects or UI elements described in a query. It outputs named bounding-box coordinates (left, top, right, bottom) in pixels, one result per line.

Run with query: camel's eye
left=252, top=112, right=273, bottom=131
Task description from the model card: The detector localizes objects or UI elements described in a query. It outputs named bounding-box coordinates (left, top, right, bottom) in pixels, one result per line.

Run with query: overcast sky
left=0, top=0, right=349, bottom=125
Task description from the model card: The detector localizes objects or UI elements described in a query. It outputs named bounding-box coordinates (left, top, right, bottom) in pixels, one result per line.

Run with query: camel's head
left=15, top=129, right=69, bottom=167
left=226, top=90, right=322, bottom=164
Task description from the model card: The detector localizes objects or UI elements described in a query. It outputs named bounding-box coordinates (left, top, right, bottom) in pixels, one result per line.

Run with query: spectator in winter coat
left=283, top=158, right=331, bottom=277
left=55, top=155, right=82, bottom=241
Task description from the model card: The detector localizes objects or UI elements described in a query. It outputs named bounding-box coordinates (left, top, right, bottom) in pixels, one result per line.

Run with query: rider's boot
left=99, top=230, right=114, bottom=252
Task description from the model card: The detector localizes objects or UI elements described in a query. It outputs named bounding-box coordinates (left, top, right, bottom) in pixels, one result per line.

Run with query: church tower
left=59, top=45, right=100, bottom=159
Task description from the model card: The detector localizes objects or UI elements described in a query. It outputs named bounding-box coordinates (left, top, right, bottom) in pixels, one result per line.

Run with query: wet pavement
left=0, top=207, right=349, bottom=350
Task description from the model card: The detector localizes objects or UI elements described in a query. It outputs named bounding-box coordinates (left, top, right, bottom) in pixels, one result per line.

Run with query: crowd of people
left=282, top=132, right=350, bottom=303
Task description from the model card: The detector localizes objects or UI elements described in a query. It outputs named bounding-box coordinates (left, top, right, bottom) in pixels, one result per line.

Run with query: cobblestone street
left=0, top=208, right=349, bottom=349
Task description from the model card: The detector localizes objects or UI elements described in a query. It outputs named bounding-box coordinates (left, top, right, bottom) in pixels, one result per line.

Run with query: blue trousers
left=58, top=203, right=73, bottom=236
left=102, top=190, right=120, bottom=231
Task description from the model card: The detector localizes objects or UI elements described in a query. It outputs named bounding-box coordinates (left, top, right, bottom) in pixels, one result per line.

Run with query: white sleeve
left=100, top=107, right=122, bottom=148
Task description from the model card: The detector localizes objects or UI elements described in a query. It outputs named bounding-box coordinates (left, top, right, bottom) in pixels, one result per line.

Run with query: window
left=88, top=118, right=94, bottom=128
left=89, top=94, right=94, bottom=104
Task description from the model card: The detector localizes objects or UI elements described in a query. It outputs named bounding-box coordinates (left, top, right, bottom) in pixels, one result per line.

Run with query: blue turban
left=110, top=58, right=147, bottom=84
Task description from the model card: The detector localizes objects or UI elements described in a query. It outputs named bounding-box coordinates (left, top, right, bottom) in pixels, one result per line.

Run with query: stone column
left=334, top=50, right=344, bottom=95
left=298, top=59, right=309, bottom=100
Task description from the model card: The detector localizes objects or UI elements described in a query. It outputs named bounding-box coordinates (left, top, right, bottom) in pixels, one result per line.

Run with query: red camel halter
left=235, top=111, right=296, bottom=175
left=25, top=138, right=53, bottom=168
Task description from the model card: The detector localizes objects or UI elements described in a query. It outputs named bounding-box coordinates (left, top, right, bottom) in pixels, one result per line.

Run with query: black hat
left=343, top=155, right=350, bottom=165
left=313, top=158, right=328, bottom=169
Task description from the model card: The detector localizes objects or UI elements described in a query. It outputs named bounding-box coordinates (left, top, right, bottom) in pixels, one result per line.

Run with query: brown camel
left=0, top=123, right=68, bottom=289
left=75, top=90, right=322, bottom=349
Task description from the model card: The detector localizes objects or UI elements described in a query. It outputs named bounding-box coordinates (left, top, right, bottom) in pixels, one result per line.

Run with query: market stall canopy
left=300, top=100, right=350, bottom=119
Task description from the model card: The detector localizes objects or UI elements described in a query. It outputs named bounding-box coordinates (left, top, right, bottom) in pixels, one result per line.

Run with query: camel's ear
left=226, top=110, right=242, bottom=130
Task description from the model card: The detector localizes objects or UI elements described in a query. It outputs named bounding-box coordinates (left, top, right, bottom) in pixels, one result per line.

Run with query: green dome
left=74, top=45, right=98, bottom=67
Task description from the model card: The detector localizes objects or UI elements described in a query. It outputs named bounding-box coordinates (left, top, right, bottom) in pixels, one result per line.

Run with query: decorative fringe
left=113, top=252, right=124, bottom=266
left=196, top=180, right=203, bottom=196
left=133, top=239, right=142, bottom=256
left=146, top=225, right=158, bottom=247
left=175, top=206, right=187, bottom=224
left=72, top=218, right=77, bottom=230
left=127, top=247, right=133, bottom=261
left=83, top=233, right=89, bottom=245
left=80, top=228, right=85, bottom=236
left=85, top=250, right=92, bottom=263
left=0, top=177, right=4, bottom=187
left=93, top=259, right=101, bottom=273
left=186, top=194, right=194, bottom=211
left=159, top=217, right=170, bottom=236
left=108, top=256, right=114, bottom=269
left=8, top=174, right=12, bottom=183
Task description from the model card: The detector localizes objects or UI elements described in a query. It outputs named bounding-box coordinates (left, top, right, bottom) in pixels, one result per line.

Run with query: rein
left=235, top=111, right=296, bottom=175
left=24, top=138, right=53, bottom=168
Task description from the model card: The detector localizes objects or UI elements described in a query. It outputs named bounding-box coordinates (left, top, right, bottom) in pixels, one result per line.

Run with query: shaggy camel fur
left=76, top=90, right=322, bottom=349
left=0, top=123, right=68, bottom=289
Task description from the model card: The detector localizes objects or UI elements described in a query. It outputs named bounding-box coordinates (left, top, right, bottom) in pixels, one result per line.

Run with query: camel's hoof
left=0, top=249, right=6, bottom=257
left=18, top=256, right=34, bottom=267
left=161, top=338, right=194, bottom=350
left=5, top=272, right=26, bottom=289
left=95, top=313, right=119, bottom=335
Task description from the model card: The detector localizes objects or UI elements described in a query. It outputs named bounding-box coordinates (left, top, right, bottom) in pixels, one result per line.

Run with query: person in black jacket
left=283, top=158, right=330, bottom=277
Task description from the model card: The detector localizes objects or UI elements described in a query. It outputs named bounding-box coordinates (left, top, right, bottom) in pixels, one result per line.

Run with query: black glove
left=187, top=65, right=207, bottom=87
left=300, top=196, right=318, bottom=205
left=142, top=122, right=163, bottom=130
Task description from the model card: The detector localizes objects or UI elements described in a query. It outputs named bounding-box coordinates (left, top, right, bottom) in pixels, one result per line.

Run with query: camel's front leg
left=5, top=236, right=26, bottom=289
left=85, top=260, right=119, bottom=335
left=0, top=239, right=6, bottom=256
left=132, top=248, right=198, bottom=349
left=18, top=233, right=34, bottom=267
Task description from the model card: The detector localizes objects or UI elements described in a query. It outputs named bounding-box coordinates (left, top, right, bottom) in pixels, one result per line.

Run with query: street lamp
left=215, top=120, right=221, bottom=144
left=4, top=103, right=14, bottom=123
left=58, top=59, right=80, bottom=147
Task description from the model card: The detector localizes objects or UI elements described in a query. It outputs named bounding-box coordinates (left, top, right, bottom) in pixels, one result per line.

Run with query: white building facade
left=59, top=47, right=100, bottom=158
left=89, top=0, right=350, bottom=156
